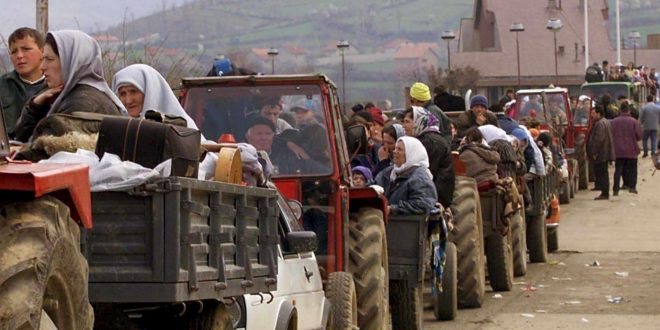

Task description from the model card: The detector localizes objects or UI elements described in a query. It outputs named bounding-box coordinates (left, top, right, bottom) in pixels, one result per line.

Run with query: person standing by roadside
left=610, top=104, right=642, bottom=195
left=409, top=82, right=452, bottom=143
left=586, top=104, right=616, bottom=200
left=0, top=27, right=47, bottom=138
left=640, top=95, right=660, bottom=157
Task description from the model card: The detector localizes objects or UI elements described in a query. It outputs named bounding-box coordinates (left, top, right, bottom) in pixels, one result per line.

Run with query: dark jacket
left=455, top=110, right=499, bottom=138
left=434, top=92, right=465, bottom=112
left=14, top=84, right=122, bottom=142
left=0, top=71, right=47, bottom=137
left=610, top=112, right=642, bottom=159
left=418, top=130, right=455, bottom=208
left=424, top=101, right=452, bottom=143
left=374, top=166, right=438, bottom=215
left=459, top=143, right=500, bottom=184
left=586, top=117, right=616, bottom=163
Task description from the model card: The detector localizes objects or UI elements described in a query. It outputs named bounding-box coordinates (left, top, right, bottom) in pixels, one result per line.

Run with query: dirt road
left=424, top=157, right=660, bottom=329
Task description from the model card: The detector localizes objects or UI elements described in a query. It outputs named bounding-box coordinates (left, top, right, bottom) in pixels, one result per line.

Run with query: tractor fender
left=275, top=301, right=297, bottom=330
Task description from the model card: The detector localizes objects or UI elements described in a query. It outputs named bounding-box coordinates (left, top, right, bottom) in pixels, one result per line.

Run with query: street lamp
left=628, top=31, right=641, bottom=67
left=337, top=40, right=350, bottom=110
left=267, top=47, right=279, bottom=74
left=546, top=18, right=563, bottom=86
left=509, top=23, right=525, bottom=87
left=441, top=30, right=456, bottom=71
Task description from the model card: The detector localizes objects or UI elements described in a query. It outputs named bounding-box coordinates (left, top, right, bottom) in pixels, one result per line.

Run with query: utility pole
left=37, top=0, right=49, bottom=34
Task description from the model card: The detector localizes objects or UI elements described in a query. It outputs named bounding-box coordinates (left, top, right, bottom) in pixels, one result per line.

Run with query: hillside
left=104, top=0, right=472, bottom=56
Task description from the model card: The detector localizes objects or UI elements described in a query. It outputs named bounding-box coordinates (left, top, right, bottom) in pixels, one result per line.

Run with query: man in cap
left=455, top=95, right=499, bottom=137
left=245, top=114, right=327, bottom=175
left=410, top=82, right=452, bottom=143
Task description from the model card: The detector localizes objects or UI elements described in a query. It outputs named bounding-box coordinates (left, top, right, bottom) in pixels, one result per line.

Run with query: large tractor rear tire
left=348, top=208, right=388, bottom=330
left=448, top=177, right=485, bottom=309
left=0, top=196, right=93, bottom=330
left=485, top=230, right=514, bottom=291
left=389, top=279, right=423, bottom=329
left=510, top=209, right=527, bottom=277
left=434, top=242, right=457, bottom=321
left=527, top=214, right=548, bottom=263
left=326, top=272, right=358, bottom=329
left=184, top=302, right=233, bottom=330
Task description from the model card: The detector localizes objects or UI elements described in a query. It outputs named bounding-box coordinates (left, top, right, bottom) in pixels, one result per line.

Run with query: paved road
left=424, top=157, right=660, bottom=329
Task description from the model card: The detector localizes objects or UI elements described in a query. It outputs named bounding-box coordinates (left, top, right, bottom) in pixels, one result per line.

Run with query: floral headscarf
left=390, top=136, right=432, bottom=182
left=411, top=106, right=440, bottom=137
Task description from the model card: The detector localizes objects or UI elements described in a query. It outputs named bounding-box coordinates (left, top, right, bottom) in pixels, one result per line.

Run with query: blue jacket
left=374, top=166, right=438, bottom=215
left=496, top=113, right=519, bottom=134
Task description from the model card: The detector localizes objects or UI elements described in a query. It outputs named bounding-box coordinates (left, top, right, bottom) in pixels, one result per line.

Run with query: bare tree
left=427, top=66, right=480, bottom=95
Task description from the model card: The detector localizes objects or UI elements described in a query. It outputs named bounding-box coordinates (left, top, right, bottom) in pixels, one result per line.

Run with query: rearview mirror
left=286, top=231, right=317, bottom=254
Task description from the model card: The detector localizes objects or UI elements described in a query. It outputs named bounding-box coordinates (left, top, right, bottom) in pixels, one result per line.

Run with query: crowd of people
left=1, top=27, right=658, bottom=216
left=586, top=60, right=659, bottom=98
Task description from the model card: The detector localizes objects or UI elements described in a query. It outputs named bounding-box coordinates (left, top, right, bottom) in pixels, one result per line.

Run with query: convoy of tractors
left=0, top=73, right=601, bottom=329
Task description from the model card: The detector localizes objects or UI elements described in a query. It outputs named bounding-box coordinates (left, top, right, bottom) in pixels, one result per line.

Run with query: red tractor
left=180, top=74, right=460, bottom=328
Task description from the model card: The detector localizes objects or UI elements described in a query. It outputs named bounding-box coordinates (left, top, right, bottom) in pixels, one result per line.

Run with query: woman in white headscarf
left=112, top=63, right=199, bottom=130
left=14, top=30, right=124, bottom=142
left=373, top=136, right=437, bottom=215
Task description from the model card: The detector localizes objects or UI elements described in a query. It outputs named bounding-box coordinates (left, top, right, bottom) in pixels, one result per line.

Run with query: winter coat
left=434, top=92, right=465, bottom=112
left=455, top=110, right=499, bottom=138
left=424, top=101, right=452, bottom=143
left=610, top=112, right=642, bottom=159
left=586, top=117, right=616, bottom=163
left=459, top=143, right=501, bottom=184
left=13, top=84, right=122, bottom=142
left=374, top=166, right=438, bottom=215
left=0, top=70, right=47, bottom=136
left=418, top=130, right=455, bottom=208
left=496, top=113, right=519, bottom=134
left=640, top=102, right=660, bottom=131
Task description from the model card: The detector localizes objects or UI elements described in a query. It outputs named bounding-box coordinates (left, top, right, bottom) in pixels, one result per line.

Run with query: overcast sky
left=0, top=0, right=187, bottom=42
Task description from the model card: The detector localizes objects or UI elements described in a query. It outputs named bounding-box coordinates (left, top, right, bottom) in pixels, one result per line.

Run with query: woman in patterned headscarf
left=402, top=106, right=455, bottom=208
left=373, top=136, right=437, bottom=215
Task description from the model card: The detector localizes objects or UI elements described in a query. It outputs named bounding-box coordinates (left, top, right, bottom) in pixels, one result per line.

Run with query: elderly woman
left=112, top=63, right=198, bottom=130
left=458, top=127, right=501, bottom=185
left=13, top=30, right=124, bottom=142
left=373, top=136, right=437, bottom=215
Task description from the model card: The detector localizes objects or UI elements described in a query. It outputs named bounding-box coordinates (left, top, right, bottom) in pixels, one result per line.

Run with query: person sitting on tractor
left=13, top=30, right=124, bottom=142
left=409, top=82, right=452, bottom=143
left=455, top=95, right=499, bottom=138
left=574, top=95, right=592, bottom=125
left=374, top=123, right=405, bottom=176
left=402, top=106, right=455, bottom=208
left=373, top=136, right=437, bottom=215
left=351, top=165, right=373, bottom=188
left=244, top=114, right=327, bottom=175
left=112, top=63, right=199, bottom=129
left=458, top=127, right=501, bottom=185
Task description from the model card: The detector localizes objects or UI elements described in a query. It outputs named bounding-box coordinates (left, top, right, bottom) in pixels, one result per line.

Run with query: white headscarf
left=47, top=30, right=126, bottom=115
left=479, top=124, right=510, bottom=144
left=518, top=125, right=546, bottom=176
left=112, top=64, right=199, bottom=130
left=390, top=136, right=432, bottom=182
